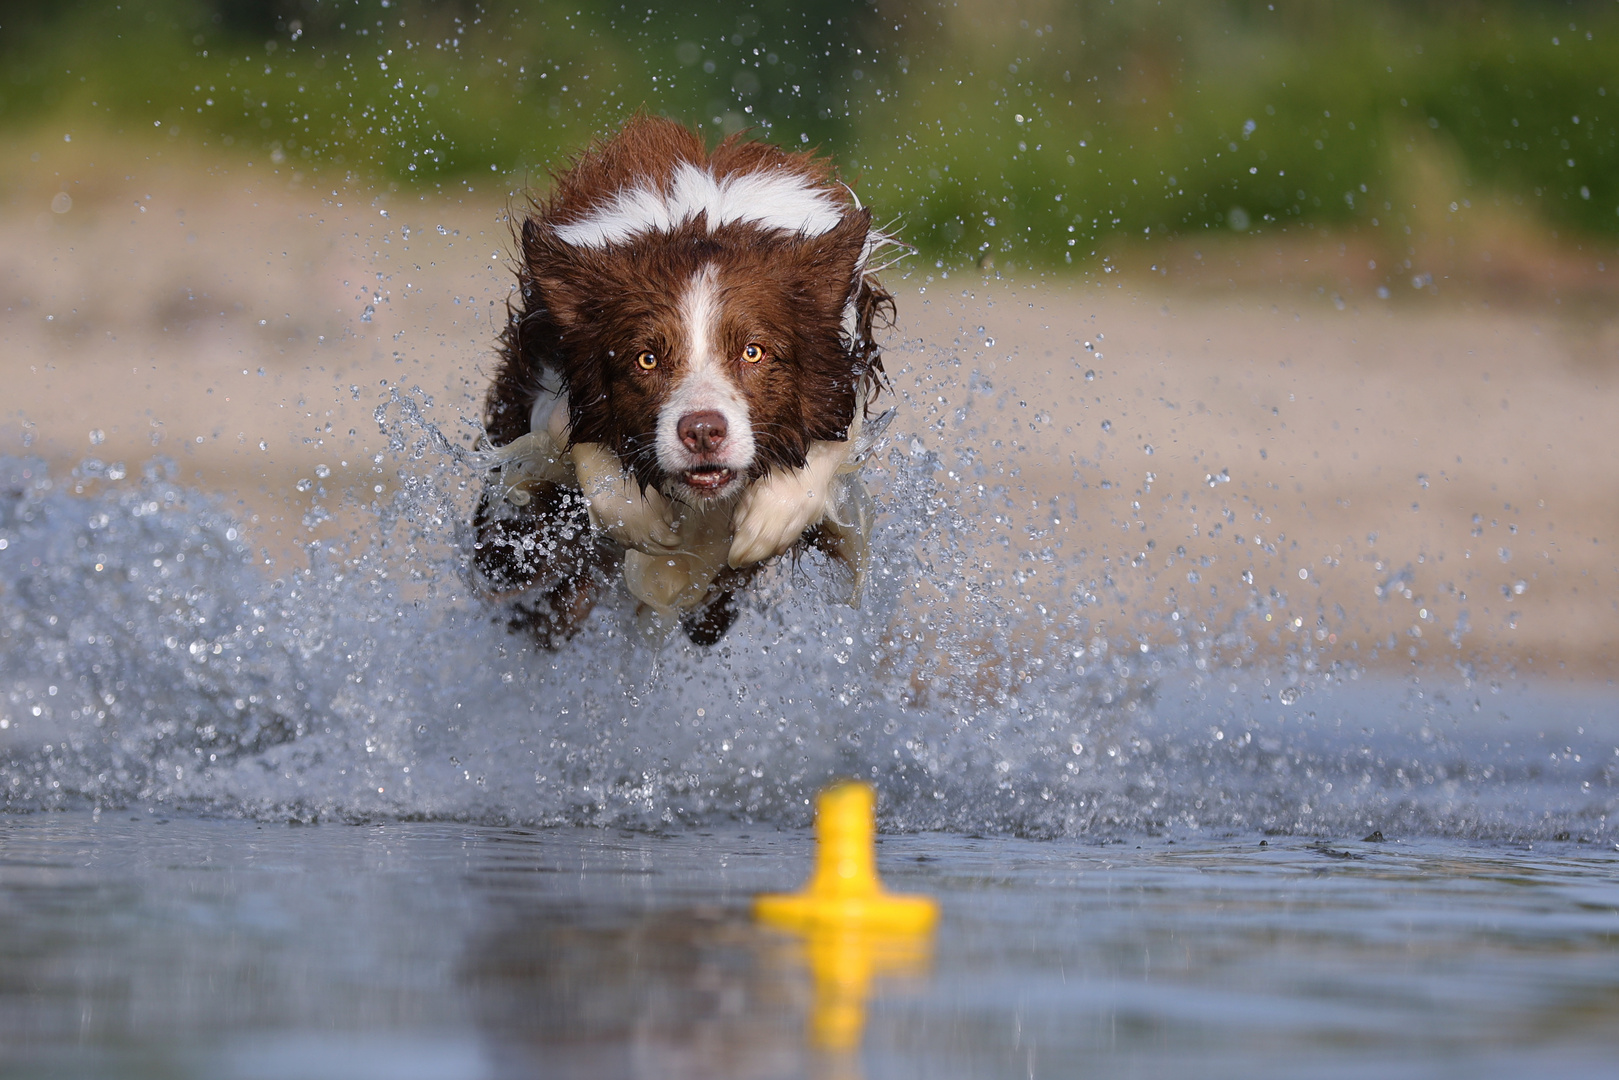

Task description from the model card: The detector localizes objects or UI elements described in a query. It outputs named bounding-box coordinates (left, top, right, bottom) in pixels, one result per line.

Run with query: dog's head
left=512, top=118, right=888, bottom=503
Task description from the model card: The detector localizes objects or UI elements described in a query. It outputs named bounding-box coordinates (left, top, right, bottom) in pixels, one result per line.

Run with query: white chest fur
left=474, top=380, right=884, bottom=623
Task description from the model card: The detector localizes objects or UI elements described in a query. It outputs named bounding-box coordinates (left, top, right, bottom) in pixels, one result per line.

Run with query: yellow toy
left=755, top=781, right=938, bottom=1055
left=755, top=780, right=938, bottom=933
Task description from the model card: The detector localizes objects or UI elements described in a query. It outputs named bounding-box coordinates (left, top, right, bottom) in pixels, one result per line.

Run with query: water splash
left=0, top=402, right=1612, bottom=842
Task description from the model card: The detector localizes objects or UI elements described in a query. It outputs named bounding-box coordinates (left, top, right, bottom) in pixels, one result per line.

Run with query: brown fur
left=475, top=115, right=894, bottom=647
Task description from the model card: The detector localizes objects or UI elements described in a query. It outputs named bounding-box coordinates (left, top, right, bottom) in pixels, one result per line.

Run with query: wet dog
left=472, top=116, right=895, bottom=647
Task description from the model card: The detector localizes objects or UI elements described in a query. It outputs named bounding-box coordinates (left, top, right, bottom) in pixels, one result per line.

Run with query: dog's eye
left=636, top=351, right=658, bottom=370
left=741, top=342, right=766, bottom=364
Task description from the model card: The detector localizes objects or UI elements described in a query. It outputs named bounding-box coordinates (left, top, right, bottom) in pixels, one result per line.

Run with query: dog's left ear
left=784, top=208, right=876, bottom=447
left=795, top=207, right=873, bottom=313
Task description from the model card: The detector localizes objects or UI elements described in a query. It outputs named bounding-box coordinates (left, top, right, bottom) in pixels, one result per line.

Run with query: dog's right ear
left=515, top=217, right=623, bottom=447
left=519, top=218, right=598, bottom=330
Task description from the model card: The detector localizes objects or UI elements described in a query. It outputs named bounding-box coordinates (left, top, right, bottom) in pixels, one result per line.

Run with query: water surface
left=3, top=414, right=1617, bottom=1078
left=0, top=814, right=1613, bottom=1079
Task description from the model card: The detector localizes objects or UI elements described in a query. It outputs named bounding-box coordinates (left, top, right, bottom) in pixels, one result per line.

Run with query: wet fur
left=475, top=115, right=893, bottom=647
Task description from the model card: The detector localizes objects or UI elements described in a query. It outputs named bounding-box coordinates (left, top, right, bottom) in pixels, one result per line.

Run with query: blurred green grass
left=3, top=0, right=1616, bottom=270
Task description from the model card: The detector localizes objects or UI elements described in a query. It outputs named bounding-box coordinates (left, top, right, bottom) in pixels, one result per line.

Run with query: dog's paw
left=570, top=442, right=680, bottom=552
left=727, top=441, right=848, bottom=567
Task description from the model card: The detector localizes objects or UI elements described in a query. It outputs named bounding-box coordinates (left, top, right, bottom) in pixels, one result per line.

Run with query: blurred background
left=3, top=0, right=1617, bottom=677
left=8, top=0, right=1618, bottom=273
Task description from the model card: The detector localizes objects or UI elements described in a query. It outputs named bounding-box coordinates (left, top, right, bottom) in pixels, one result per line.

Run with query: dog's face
left=523, top=211, right=870, bottom=503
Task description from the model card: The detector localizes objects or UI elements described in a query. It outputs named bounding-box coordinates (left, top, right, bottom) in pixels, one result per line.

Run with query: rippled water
left=0, top=814, right=1613, bottom=1079
left=1, top=414, right=1615, bottom=843
left=2, top=384, right=1617, bottom=1076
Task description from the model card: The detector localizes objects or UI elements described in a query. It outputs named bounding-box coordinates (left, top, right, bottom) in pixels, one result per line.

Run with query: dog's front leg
left=572, top=443, right=682, bottom=552
left=532, top=392, right=681, bottom=553
left=726, top=439, right=849, bottom=567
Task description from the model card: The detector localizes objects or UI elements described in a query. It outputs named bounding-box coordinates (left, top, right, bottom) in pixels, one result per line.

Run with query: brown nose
left=678, top=410, right=728, bottom=454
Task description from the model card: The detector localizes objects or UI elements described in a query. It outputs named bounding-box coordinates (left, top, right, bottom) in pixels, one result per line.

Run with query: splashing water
left=0, top=392, right=1612, bottom=843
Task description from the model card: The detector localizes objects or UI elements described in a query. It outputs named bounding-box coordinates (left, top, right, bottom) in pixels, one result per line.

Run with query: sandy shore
left=5, top=134, right=1617, bottom=676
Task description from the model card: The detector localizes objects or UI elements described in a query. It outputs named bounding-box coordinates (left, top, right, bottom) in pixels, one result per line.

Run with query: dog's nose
left=678, top=410, right=728, bottom=454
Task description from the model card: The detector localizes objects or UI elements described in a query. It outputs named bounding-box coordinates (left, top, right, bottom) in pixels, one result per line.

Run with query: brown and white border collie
left=471, top=116, right=896, bottom=647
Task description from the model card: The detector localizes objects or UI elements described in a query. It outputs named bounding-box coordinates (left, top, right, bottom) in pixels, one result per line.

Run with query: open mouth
left=681, top=465, right=737, bottom=493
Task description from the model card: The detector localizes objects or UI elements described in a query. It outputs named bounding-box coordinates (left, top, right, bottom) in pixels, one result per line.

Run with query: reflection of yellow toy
left=755, top=781, right=938, bottom=1054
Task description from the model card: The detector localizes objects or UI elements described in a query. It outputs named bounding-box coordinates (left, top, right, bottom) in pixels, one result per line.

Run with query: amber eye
left=636, top=350, right=658, bottom=370
left=741, top=342, right=766, bottom=364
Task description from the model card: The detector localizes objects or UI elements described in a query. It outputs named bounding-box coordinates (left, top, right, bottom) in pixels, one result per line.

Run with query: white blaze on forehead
left=679, top=263, right=723, bottom=361
left=554, top=161, right=843, bottom=249
left=655, top=264, right=755, bottom=483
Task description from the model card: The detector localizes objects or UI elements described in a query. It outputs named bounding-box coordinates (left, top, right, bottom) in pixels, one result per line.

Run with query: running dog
left=472, top=115, right=896, bottom=646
